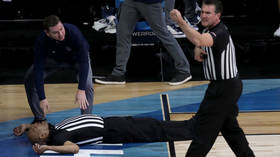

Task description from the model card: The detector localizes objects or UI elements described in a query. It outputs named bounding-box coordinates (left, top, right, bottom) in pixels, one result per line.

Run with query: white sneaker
left=167, top=24, right=186, bottom=38
left=195, top=2, right=201, bottom=13
left=104, top=15, right=117, bottom=34
left=92, top=15, right=117, bottom=32
left=184, top=16, right=200, bottom=31
left=92, top=18, right=108, bottom=31
left=105, top=25, right=116, bottom=34
left=273, top=26, right=280, bottom=37
left=106, top=15, right=117, bottom=25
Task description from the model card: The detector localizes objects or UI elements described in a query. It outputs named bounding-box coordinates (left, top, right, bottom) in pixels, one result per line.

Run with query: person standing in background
left=95, top=0, right=192, bottom=86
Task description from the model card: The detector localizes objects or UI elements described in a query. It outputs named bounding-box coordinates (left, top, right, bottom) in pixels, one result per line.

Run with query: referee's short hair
left=202, top=0, right=223, bottom=14
left=43, top=15, right=61, bottom=31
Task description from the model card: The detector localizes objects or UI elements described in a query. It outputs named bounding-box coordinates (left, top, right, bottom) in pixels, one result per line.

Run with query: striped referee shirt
left=48, top=114, right=104, bottom=146
left=201, top=22, right=238, bottom=80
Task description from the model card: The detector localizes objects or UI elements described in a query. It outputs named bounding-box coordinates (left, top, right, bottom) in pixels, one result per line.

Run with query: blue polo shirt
left=33, top=23, right=90, bottom=100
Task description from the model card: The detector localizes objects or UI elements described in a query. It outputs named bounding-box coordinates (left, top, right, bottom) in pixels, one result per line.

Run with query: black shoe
left=95, top=74, right=126, bottom=85
left=168, top=73, right=192, bottom=86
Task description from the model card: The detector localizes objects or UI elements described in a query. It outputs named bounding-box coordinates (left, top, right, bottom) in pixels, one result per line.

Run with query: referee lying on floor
left=13, top=114, right=196, bottom=154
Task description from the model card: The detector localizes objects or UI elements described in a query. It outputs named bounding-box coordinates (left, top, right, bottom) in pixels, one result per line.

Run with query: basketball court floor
left=0, top=79, right=279, bottom=157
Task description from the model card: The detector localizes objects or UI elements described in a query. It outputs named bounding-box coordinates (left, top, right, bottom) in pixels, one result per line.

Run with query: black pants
left=186, top=78, right=255, bottom=157
left=103, top=116, right=195, bottom=143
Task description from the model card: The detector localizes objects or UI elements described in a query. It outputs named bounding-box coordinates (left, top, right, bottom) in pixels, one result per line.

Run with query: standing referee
left=170, top=0, right=255, bottom=156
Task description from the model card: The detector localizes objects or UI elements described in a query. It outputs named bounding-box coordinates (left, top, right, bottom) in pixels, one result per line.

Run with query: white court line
left=90, top=143, right=123, bottom=146
left=41, top=156, right=71, bottom=157
left=42, top=149, right=123, bottom=155
left=42, top=145, right=124, bottom=157
left=42, top=150, right=60, bottom=154
left=77, top=149, right=123, bottom=155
